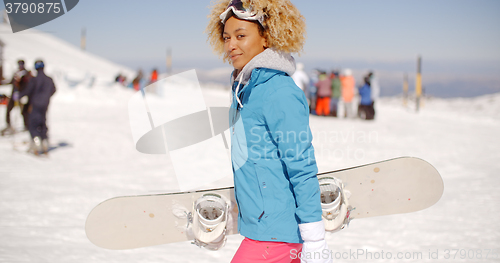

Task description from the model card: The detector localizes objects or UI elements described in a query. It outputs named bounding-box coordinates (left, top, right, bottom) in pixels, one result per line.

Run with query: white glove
left=299, top=221, right=332, bottom=263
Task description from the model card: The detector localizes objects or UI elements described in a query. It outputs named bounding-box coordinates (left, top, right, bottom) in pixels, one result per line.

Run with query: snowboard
left=85, top=157, right=443, bottom=250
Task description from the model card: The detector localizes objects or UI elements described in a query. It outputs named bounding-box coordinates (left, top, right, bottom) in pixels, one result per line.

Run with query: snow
left=0, top=24, right=135, bottom=87
left=1, top=24, right=500, bottom=263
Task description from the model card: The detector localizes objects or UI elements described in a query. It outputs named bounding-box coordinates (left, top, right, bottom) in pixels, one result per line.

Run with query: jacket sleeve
left=262, top=82, right=322, bottom=224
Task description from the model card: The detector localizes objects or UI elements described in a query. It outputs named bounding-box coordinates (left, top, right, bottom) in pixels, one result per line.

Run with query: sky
left=3, top=0, right=500, bottom=96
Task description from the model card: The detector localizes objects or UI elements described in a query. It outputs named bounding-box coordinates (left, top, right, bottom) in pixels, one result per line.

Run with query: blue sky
left=29, top=0, right=499, bottom=67
left=9, top=0, right=500, bottom=96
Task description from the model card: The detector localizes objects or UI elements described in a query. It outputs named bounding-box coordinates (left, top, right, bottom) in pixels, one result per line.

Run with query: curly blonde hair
left=206, top=0, right=306, bottom=62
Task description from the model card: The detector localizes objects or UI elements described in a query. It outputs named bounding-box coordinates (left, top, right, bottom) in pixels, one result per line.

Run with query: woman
left=206, top=1, right=331, bottom=262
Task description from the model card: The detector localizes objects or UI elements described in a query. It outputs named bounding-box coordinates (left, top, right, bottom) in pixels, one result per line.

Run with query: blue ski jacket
left=229, top=49, right=322, bottom=243
left=358, top=84, right=372, bottom=106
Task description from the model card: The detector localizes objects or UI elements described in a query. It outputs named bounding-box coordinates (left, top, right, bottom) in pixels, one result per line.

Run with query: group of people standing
left=293, top=65, right=379, bottom=120
left=1, top=59, right=56, bottom=155
left=115, top=68, right=158, bottom=91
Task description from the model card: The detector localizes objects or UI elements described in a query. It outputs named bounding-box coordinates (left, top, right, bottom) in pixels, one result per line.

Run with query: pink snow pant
left=231, top=238, right=302, bottom=263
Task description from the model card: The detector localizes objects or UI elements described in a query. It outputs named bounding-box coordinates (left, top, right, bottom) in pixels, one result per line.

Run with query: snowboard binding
left=190, top=193, right=230, bottom=250
left=319, top=177, right=352, bottom=232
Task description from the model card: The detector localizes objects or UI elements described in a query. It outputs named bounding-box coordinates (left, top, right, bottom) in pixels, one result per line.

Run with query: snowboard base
left=85, top=157, right=443, bottom=250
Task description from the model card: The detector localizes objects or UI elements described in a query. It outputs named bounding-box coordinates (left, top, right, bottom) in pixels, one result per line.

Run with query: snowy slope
left=0, top=23, right=134, bottom=87
left=381, top=93, right=500, bottom=122
left=0, top=27, right=499, bottom=263
left=1, top=86, right=499, bottom=263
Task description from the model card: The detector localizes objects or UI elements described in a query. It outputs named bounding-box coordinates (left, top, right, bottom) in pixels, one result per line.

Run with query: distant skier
left=368, top=71, right=379, bottom=118
left=307, top=71, right=318, bottom=114
left=207, top=0, right=331, bottom=262
left=330, top=71, right=341, bottom=117
left=18, top=60, right=56, bottom=155
left=357, top=76, right=374, bottom=120
left=132, top=69, right=143, bottom=91
left=340, top=69, right=355, bottom=118
left=114, top=73, right=126, bottom=85
left=1, top=60, right=32, bottom=135
left=149, top=68, right=158, bottom=84
left=148, top=68, right=159, bottom=94
left=315, top=71, right=332, bottom=116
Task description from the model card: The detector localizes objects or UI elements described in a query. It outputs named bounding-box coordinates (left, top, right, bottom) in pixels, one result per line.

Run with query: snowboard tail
left=319, top=156, right=444, bottom=219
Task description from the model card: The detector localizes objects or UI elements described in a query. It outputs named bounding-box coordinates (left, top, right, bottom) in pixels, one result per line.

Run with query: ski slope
left=0, top=24, right=499, bottom=263
left=0, top=23, right=134, bottom=87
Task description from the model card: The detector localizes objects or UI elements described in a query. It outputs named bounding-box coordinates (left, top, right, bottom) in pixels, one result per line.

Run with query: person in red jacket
left=150, top=69, right=158, bottom=83
left=315, top=71, right=332, bottom=116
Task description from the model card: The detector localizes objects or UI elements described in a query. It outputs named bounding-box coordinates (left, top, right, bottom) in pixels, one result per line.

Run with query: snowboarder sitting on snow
left=1, top=60, right=32, bottom=135
left=207, top=0, right=331, bottom=262
left=18, top=60, right=56, bottom=155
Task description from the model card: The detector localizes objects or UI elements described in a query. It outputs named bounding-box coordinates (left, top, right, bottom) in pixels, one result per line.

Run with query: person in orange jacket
left=340, top=68, right=355, bottom=118
left=150, top=68, right=158, bottom=84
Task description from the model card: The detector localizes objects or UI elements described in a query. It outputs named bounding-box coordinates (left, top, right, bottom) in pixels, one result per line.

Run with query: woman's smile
left=223, top=16, right=267, bottom=71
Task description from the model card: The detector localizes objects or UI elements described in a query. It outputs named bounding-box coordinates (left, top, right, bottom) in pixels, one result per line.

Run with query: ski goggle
left=219, top=0, right=264, bottom=26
